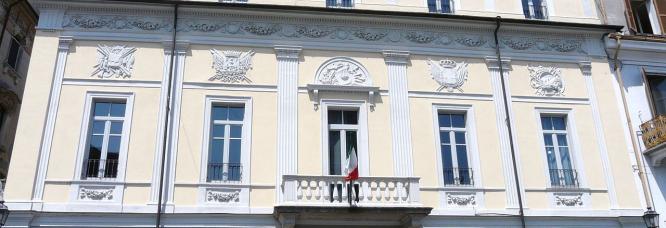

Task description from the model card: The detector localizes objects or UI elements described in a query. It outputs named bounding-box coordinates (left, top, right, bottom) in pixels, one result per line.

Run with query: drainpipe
left=0, top=0, right=25, bottom=55
left=610, top=34, right=656, bottom=214
left=493, top=16, right=526, bottom=228
left=155, top=3, right=179, bottom=227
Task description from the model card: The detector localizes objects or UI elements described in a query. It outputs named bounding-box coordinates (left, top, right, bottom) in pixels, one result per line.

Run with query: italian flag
left=345, top=147, right=359, bottom=181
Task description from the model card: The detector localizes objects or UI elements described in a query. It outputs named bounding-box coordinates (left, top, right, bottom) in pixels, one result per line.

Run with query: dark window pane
left=7, top=38, right=21, bottom=69
left=343, top=111, right=358, bottom=125
left=438, top=114, right=451, bottom=128
left=440, top=131, right=450, bottom=144
left=454, top=132, right=466, bottom=144
left=648, top=75, right=666, bottom=115
left=522, top=0, right=531, bottom=18
left=229, top=139, right=242, bottom=164
left=346, top=130, right=358, bottom=154
left=456, top=145, right=469, bottom=169
left=559, top=147, right=573, bottom=170
left=209, top=139, right=224, bottom=163
left=541, top=117, right=552, bottom=130
left=212, top=106, right=228, bottom=120
left=230, top=125, right=242, bottom=138
left=441, top=0, right=451, bottom=13
left=329, top=131, right=342, bottom=175
left=110, top=103, right=126, bottom=117
left=110, top=122, right=123, bottom=135
left=532, top=0, right=544, bottom=19
left=427, top=0, right=437, bottom=12
left=89, top=135, right=103, bottom=159
left=107, top=136, right=121, bottom=154
left=552, top=117, right=566, bottom=130
left=546, top=147, right=557, bottom=170
left=556, top=134, right=568, bottom=146
left=228, top=106, right=245, bottom=121
left=543, top=134, right=553, bottom=146
left=328, top=110, right=343, bottom=124
left=212, top=124, right=225, bottom=138
left=92, top=121, right=105, bottom=134
left=341, top=0, right=352, bottom=7
left=451, top=114, right=465, bottom=128
left=94, top=102, right=110, bottom=116
left=442, top=145, right=453, bottom=169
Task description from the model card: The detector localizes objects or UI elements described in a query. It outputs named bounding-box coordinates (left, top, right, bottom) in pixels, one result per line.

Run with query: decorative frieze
left=206, top=189, right=241, bottom=203
left=209, top=49, right=255, bottom=83
left=92, top=45, right=137, bottom=79
left=529, top=65, right=564, bottom=96
left=554, top=193, right=584, bottom=207
left=78, top=186, right=114, bottom=201
left=446, top=192, right=476, bottom=207
left=315, top=57, right=371, bottom=86
left=64, top=14, right=171, bottom=32
left=426, top=59, right=468, bottom=92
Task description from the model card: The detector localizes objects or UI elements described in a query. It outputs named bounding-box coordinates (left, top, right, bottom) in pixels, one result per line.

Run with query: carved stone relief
left=206, top=189, right=241, bottom=203
left=92, top=45, right=137, bottom=79
left=78, top=186, right=114, bottom=201
left=315, top=57, right=371, bottom=86
left=210, top=49, right=255, bottom=83
left=446, top=192, right=476, bottom=207
left=427, top=59, right=468, bottom=92
left=554, top=193, right=584, bottom=207
left=529, top=65, right=564, bottom=96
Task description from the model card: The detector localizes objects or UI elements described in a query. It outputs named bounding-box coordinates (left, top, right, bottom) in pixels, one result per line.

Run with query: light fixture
left=643, top=208, right=660, bottom=228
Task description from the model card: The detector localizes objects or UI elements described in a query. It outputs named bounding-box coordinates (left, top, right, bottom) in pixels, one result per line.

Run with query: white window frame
left=327, top=0, right=354, bottom=8
left=431, top=104, right=484, bottom=208
left=534, top=108, right=587, bottom=189
left=197, top=95, right=252, bottom=207
left=70, top=91, right=135, bottom=204
left=321, top=100, right=369, bottom=177
left=424, top=0, right=458, bottom=13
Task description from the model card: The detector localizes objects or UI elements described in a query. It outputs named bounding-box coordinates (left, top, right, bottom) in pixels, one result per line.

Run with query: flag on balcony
left=345, top=147, right=358, bottom=181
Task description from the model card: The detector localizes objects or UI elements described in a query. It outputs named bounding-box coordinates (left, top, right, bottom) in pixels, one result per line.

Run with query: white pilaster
left=149, top=42, right=189, bottom=209
left=384, top=51, right=413, bottom=177
left=33, top=37, right=73, bottom=202
left=485, top=57, right=524, bottom=209
left=275, top=46, right=301, bottom=203
left=579, top=61, right=618, bottom=208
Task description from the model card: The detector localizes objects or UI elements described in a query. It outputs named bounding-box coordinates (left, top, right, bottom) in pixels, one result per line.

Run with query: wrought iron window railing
left=549, top=169, right=579, bottom=188
left=207, top=163, right=242, bottom=182
left=640, top=115, right=666, bottom=150
left=443, top=168, right=474, bottom=186
left=84, top=159, right=119, bottom=179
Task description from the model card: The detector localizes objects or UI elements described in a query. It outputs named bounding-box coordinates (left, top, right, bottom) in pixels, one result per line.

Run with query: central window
left=327, top=109, right=358, bottom=175
left=207, top=104, right=245, bottom=182
left=83, top=101, right=126, bottom=179
left=540, top=116, right=578, bottom=188
left=522, top=0, right=547, bottom=19
left=437, top=113, right=472, bottom=186
left=326, top=0, right=353, bottom=8
left=427, top=0, right=453, bottom=13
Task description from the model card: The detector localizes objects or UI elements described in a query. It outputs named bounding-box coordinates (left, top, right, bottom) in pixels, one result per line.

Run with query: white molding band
left=33, top=36, right=73, bottom=201
left=485, top=57, right=524, bottom=209
left=383, top=51, right=414, bottom=177
left=578, top=61, right=618, bottom=208
left=274, top=46, right=301, bottom=203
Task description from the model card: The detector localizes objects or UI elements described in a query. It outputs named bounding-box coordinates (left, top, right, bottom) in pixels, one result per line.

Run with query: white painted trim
left=320, top=100, right=370, bottom=177
left=511, top=96, right=590, bottom=105
left=384, top=51, right=413, bottom=177
left=407, top=91, right=494, bottom=101
left=197, top=96, right=253, bottom=207
left=33, top=36, right=73, bottom=201
left=431, top=103, right=484, bottom=209
left=149, top=44, right=174, bottom=203
left=62, top=78, right=162, bottom=88
left=182, top=82, right=277, bottom=92
left=70, top=91, right=135, bottom=204
left=164, top=43, right=188, bottom=204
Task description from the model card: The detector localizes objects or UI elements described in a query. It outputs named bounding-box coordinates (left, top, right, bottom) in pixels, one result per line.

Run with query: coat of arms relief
left=529, top=65, right=564, bottom=96
left=210, top=49, right=255, bottom=83
left=426, top=59, right=468, bottom=92
left=92, top=45, right=137, bottom=78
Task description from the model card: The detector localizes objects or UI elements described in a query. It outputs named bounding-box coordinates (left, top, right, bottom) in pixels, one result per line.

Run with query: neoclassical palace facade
left=2, top=0, right=650, bottom=227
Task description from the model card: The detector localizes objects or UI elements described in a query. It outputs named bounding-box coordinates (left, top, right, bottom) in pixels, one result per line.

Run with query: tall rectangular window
left=207, top=104, right=245, bottom=182
left=7, top=36, right=22, bottom=70
left=647, top=75, right=666, bottom=115
left=327, top=0, right=353, bottom=8
left=522, top=0, right=547, bottom=19
left=328, top=109, right=358, bottom=175
left=83, top=101, right=126, bottom=179
left=541, top=116, right=578, bottom=187
left=428, top=0, right=453, bottom=13
left=438, top=113, right=472, bottom=186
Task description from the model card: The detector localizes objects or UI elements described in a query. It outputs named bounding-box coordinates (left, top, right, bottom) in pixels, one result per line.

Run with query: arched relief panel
left=183, top=45, right=277, bottom=85
left=314, top=57, right=372, bottom=86
left=298, top=50, right=388, bottom=89
left=64, top=41, right=164, bottom=81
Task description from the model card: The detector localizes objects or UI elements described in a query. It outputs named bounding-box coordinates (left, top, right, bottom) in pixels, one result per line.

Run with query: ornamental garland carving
left=427, top=59, right=468, bottom=92
left=210, top=49, right=255, bottom=83
left=92, top=45, right=137, bottom=79
left=206, top=189, right=240, bottom=203
left=554, top=193, right=584, bottom=207
left=446, top=193, right=476, bottom=207
left=315, top=57, right=371, bottom=86
left=529, top=65, right=564, bottom=96
left=61, top=14, right=589, bottom=54
left=79, top=187, right=114, bottom=201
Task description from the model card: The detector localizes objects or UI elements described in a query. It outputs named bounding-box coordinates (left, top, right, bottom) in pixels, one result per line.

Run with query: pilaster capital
left=162, top=41, right=190, bottom=55
left=485, top=57, right=511, bottom=71
left=383, top=51, right=410, bottom=65
left=275, top=46, right=302, bottom=60
left=58, top=36, right=73, bottom=51
left=578, top=61, right=592, bottom=76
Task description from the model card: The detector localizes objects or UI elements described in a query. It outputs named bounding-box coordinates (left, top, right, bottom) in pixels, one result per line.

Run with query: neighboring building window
left=428, top=0, right=453, bottom=13
left=207, top=104, right=245, bottom=182
left=631, top=0, right=655, bottom=34
left=647, top=75, right=666, bottom=115
left=327, top=0, right=353, bottom=8
left=541, top=116, right=579, bottom=188
left=437, top=113, right=473, bottom=186
left=522, top=0, right=547, bottom=19
left=6, top=36, right=22, bottom=70
left=83, top=101, right=126, bottom=179
left=327, top=109, right=358, bottom=175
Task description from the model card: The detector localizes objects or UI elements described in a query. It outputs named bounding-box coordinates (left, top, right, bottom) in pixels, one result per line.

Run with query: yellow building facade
left=2, top=0, right=649, bottom=227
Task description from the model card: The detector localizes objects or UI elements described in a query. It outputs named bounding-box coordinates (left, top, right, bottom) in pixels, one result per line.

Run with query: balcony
left=640, top=115, right=666, bottom=166
left=275, top=175, right=432, bottom=227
